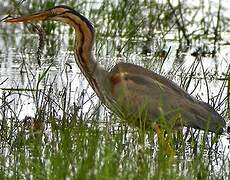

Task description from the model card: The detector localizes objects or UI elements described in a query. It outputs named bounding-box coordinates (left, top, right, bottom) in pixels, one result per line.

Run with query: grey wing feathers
left=110, top=62, right=226, bottom=133
left=111, top=62, right=195, bottom=100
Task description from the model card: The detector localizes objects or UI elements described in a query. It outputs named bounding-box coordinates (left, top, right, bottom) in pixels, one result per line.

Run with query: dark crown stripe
left=49, top=5, right=94, bottom=34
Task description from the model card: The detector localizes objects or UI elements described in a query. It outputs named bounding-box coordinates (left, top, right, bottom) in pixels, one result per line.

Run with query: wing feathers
left=109, top=62, right=225, bottom=133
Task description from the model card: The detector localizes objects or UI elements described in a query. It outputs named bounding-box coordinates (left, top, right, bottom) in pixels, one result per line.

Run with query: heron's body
left=5, top=5, right=226, bottom=133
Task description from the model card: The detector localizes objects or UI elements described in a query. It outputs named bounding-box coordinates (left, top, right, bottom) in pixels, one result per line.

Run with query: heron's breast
left=111, top=72, right=129, bottom=96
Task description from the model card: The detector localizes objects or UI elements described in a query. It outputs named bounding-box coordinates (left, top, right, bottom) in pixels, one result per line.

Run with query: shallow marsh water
left=1, top=0, right=230, bottom=178
left=1, top=29, right=230, bottom=177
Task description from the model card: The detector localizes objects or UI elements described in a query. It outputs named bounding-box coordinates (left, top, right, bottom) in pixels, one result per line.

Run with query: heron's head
left=5, top=5, right=82, bottom=25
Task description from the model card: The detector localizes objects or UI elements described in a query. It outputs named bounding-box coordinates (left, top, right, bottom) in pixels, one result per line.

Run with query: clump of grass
left=0, top=56, right=228, bottom=178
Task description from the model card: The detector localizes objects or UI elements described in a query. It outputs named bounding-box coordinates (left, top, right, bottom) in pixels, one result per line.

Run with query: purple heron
left=5, top=5, right=226, bottom=133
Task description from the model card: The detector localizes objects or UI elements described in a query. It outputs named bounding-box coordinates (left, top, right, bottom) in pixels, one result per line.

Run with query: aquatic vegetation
left=0, top=0, right=229, bottom=179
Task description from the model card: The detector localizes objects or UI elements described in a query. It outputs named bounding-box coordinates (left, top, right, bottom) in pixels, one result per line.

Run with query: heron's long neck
left=65, top=12, right=110, bottom=100
left=72, top=14, right=96, bottom=72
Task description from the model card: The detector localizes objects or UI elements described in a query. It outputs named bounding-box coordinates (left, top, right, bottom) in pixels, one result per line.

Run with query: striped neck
left=5, top=5, right=111, bottom=103
left=60, top=10, right=103, bottom=97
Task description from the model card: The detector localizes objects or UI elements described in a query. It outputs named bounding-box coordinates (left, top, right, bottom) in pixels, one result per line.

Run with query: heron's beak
left=4, top=11, right=51, bottom=23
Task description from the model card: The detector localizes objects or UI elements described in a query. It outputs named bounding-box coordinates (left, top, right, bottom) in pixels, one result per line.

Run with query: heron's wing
left=109, top=62, right=225, bottom=132
left=110, top=62, right=194, bottom=101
